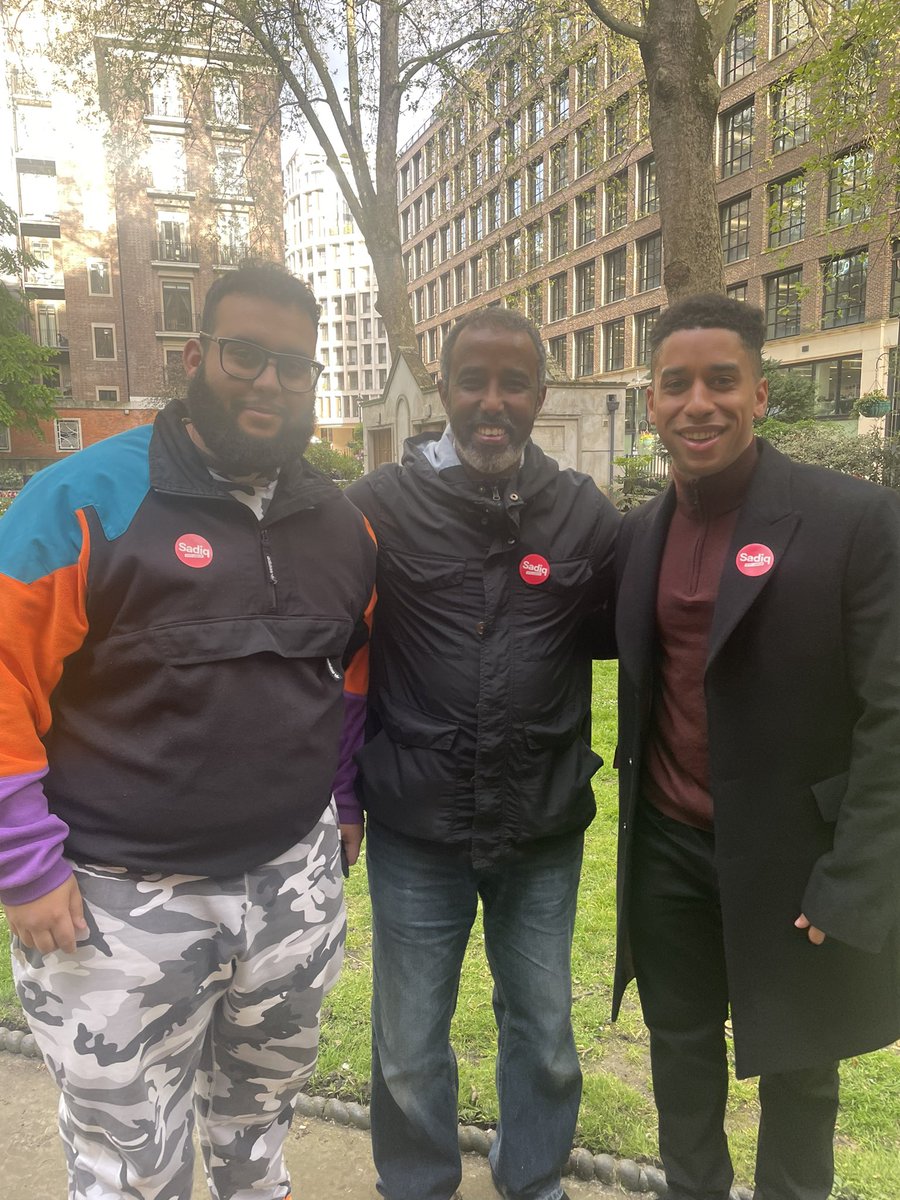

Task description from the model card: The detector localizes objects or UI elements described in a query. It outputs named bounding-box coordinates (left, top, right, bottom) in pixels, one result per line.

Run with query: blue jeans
left=366, top=820, right=583, bottom=1200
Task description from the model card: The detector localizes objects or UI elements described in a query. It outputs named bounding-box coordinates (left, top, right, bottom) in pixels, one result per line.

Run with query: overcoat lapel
left=707, top=442, right=799, bottom=666
left=617, top=487, right=675, bottom=690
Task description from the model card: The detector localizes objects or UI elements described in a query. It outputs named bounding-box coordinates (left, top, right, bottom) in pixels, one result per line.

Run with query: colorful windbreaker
left=0, top=401, right=375, bottom=905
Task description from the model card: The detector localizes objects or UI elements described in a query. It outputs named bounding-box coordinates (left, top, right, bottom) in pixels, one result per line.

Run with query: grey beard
left=452, top=433, right=525, bottom=478
left=185, top=367, right=314, bottom=476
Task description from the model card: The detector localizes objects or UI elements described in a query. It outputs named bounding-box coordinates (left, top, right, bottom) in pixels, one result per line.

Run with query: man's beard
left=185, top=365, right=315, bottom=477
left=451, top=416, right=527, bottom=478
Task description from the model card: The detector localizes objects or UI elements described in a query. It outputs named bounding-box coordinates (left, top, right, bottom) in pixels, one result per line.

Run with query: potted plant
left=854, top=389, right=892, bottom=418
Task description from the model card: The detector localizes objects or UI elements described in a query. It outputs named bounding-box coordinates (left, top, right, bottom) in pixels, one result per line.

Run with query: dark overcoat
left=613, top=439, right=900, bottom=1078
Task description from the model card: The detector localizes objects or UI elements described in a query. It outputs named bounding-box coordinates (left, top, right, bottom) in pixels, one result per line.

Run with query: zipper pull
left=326, top=657, right=342, bottom=681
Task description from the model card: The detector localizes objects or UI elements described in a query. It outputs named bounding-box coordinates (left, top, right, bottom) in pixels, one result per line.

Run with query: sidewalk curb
left=0, top=1029, right=752, bottom=1200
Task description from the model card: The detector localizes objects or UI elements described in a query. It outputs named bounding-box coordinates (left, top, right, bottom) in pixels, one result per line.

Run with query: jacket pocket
left=150, top=615, right=352, bottom=665
left=382, top=550, right=466, bottom=591
left=377, top=691, right=459, bottom=750
left=810, top=771, right=849, bottom=823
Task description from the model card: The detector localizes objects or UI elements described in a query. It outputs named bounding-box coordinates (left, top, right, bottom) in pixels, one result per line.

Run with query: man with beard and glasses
left=346, top=307, right=620, bottom=1200
left=0, top=262, right=376, bottom=1200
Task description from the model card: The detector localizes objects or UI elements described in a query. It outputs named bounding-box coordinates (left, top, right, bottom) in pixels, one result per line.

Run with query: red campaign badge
left=735, top=543, right=775, bottom=577
left=519, top=553, right=551, bottom=585
left=175, top=534, right=214, bottom=569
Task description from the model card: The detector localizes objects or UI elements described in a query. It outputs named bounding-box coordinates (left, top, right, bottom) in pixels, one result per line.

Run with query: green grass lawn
left=2, top=661, right=899, bottom=1197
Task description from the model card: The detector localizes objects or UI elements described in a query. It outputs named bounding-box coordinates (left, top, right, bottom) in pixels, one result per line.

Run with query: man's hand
left=340, top=822, right=364, bottom=870
left=795, top=913, right=826, bottom=945
left=3, top=876, right=87, bottom=955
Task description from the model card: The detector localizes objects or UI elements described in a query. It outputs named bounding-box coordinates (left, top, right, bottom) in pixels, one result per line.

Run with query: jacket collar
left=148, top=399, right=341, bottom=519
left=401, top=430, right=560, bottom=508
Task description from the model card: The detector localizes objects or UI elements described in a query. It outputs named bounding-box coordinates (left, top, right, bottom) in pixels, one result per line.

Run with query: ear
left=754, top=375, right=768, bottom=421
left=437, top=378, right=450, bottom=416
left=646, top=384, right=656, bottom=425
left=183, top=338, right=203, bottom=379
left=535, top=384, right=547, bottom=415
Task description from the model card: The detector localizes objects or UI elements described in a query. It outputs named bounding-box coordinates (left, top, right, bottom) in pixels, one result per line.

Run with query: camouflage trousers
left=12, top=803, right=345, bottom=1200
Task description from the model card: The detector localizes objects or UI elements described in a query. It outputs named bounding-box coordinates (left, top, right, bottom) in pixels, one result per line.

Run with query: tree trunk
left=640, top=0, right=725, bottom=299
left=364, top=194, right=420, bottom=361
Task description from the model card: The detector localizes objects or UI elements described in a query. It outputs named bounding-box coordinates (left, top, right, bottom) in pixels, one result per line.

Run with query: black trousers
left=629, top=803, right=840, bottom=1200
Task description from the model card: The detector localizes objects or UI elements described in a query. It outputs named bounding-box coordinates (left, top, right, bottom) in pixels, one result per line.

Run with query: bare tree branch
left=581, top=0, right=645, bottom=44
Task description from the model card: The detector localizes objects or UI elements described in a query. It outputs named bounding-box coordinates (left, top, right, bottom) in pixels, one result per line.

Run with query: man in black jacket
left=347, top=308, right=620, bottom=1200
left=614, top=295, right=900, bottom=1200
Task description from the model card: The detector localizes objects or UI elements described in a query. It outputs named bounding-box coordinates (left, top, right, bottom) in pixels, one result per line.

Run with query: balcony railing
left=151, top=238, right=199, bottom=263
left=155, top=310, right=201, bottom=334
left=212, top=242, right=249, bottom=267
left=37, top=331, right=69, bottom=350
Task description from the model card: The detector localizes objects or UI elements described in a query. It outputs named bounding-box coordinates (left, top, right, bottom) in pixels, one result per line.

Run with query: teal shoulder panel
left=0, top=425, right=153, bottom=584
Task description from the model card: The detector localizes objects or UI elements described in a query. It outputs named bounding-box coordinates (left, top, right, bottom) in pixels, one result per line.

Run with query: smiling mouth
left=474, top=424, right=509, bottom=439
left=680, top=429, right=721, bottom=443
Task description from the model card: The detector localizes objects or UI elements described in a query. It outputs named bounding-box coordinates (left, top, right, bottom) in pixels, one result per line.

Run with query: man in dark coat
left=614, top=294, right=900, bottom=1200
left=347, top=308, right=620, bottom=1200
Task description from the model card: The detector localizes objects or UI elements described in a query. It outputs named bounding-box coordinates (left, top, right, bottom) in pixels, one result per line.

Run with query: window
left=550, top=74, right=569, bottom=127
left=86, top=259, right=111, bottom=296
left=549, top=15, right=573, bottom=61
left=214, top=144, right=245, bottom=197
left=773, top=0, right=809, bottom=55
left=549, top=272, right=568, bottom=322
left=470, top=254, right=484, bottom=297
left=637, top=232, right=662, bottom=292
left=768, top=175, right=806, bottom=248
left=469, top=149, right=484, bottom=190
left=454, top=214, right=466, bottom=254
left=637, top=156, right=659, bottom=217
left=487, top=132, right=501, bottom=176
left=55, top=418, right=82, bottom=452
left=604, top=319, right=625, bottom=371
left=148, top=134, right=187, bottom=191
left=506, top=59, right=522, bottom=100
left=0, top=425, right=9, bottom=452
left=548, top=335, right=566, bottom=372
left=527, top=100, right=545, bottom=145
left=720, top=194, right=751, bottom=262
left=771, top=76, right=809, bottom=153
left=526, top=282, right=543, bottom=324
left=890, top=241, right=900, bottom=317
left=605, top=171, right=628, bottom=232
left=527, top=222, right=544, bottom=269
left=549, top=206, right=568, bottom=259
left=604, top=246, right=626, bottom=303
left=488, top=189, right=502, bottom=232
left=821, top=251, right=867, bottom=329
left=97, top=387, right=119, bottom=404
left=453, top=165, right=465, bottom=204
left=634, top=308, right=660, bottom=367
left=722, top=9, right=756, bottom=85
left=574, top=328, right=595, bottom=377
left=440, top=272, right=451, bottom=311
left=486, top=73, right=501, bottom=114
left=507, top=175, right=522, bottom=219
left=527, top=158, right=545, bottom=207
left=605, top=94, right=629, bottom=159
left=606, top=36, right=628, bottom=84
left=161, top=281, right=194, bottom=332
left=211, top=77, right=241, bottom=125
left=576, top=55, right=597, bottom=109
left=765, top=268, right=803, bottom=338
left=216, top=209, right=249, bottom=265
left=439, top=225, right=451, bottom=260
left=487, top=245, right=503, bottom=289
left=827, top=149, right=872, bottom=226
left=506, top=113, right=522, bottom=158
left=575, top=191, right=596, bottom=247
left=778, top=355, right=862, bottom=418
left=549, top=141, right=568, bottom=193
left=575, top=262, right=595, bottom=313
left=720, top=102, right=754, bottom=176
left=147, top=72, right=182, bottom=118
left=727, top=282, right=748, bottom=303
left=470, top=202, right=484, bottom=244
left=506, top=232, right=523, bottom=278
left=575, top=123, right=596, bottom=177
left=92, top=324, right=116, bottom=359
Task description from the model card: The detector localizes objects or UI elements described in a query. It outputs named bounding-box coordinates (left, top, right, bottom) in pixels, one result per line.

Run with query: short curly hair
left=440, top=307, right=546, bottom=387
left=200, top=259, right=321, bottom=334
left=650, top=294, right=765, bottom=377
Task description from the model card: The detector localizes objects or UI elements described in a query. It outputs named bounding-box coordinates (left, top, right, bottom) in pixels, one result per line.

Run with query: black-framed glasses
left=199, top=333, right=324, bottom=393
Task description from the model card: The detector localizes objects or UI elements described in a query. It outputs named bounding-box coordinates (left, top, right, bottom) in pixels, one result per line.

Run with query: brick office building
left=1, top=9, right=282, bottom=477
left=395, top=2, right=899, bottom=455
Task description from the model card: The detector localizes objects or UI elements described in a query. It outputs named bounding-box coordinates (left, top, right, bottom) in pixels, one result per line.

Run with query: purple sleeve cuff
left=333, top=690, right=367, bottom=826
left=0, top=773, right=72, bottom=906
